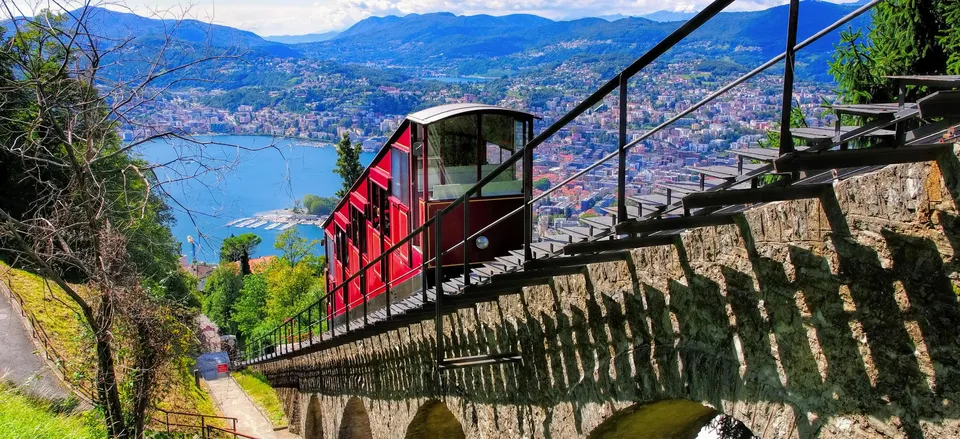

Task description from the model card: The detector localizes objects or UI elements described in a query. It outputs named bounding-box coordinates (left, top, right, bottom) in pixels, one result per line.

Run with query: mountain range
left=4, top=1, right=872, bottom=82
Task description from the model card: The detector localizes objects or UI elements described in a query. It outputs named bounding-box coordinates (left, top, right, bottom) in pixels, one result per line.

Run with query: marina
left=222, top=209, right=328, bottom=232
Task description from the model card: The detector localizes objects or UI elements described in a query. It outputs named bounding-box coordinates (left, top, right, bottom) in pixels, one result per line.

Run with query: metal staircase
left=237, top=0, right=960, bottom=371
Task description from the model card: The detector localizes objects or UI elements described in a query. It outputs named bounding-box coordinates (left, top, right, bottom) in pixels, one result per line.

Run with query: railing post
left=166, top=412, right=170, bottom=433
left=779, top=0, right=800, bottom=155
left=381, top=230, right=391, bottom=320
left=307, top=306, right=313, bottom=344
left=421, top=223, right=429, bottom=304
left=361, top=268, right=368, bottom=327
left=434, top=212, right=444, bottom=367
left=344, top=281, right=350, bottom=333
left=522, top=142, right=534, bottom=262
left=462, top=198, right=470, bottom=286
left=618, top=73, right=628, bottom=223
left=201, top=416, right=206, bottom=438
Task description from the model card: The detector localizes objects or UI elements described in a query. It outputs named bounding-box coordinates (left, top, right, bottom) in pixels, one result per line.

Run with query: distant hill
left=299, top=1, right=869, bottom=78
left=3, top=6, right=300, bottom=58
left=642, top=10, right=698, bottom=22
left=264, top=31, right=340, bottom=44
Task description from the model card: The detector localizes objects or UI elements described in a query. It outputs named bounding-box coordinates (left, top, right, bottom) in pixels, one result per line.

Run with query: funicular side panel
left=426, top=196, right=524, bottom=269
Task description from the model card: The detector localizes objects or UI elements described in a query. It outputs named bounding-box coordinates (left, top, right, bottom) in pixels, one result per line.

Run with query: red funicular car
left=323, top=103, right=536, bottom=323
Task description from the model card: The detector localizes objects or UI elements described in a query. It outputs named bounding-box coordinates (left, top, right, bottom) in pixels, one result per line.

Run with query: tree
left=203, top=266, right=243, bottom=335
left=0, top=5, right=260, bottom=437
left=274, top=228, right=318, bottom=266
left=334, top=132, right=364, bottom=198
left=231, top=273, right=268, bottom=341
left=534, top=177, right=552, bottom=191
left=302, top=194, right=339, bottom=215
left=221, top=233, right=262, bottom=276
left=263, top=258, right=320, bottom=325
left=829, top=1, right=960, bottom=105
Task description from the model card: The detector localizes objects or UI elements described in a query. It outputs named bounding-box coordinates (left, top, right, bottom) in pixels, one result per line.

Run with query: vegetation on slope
left=231, top=370, right=287, bottom=427
left=0, top=382, right=104, bottom=439
left=0, top=261, right=221, bottom=421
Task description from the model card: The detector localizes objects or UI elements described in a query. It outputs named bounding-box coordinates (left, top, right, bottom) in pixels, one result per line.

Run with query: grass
left=0, top=381, right=103, bottom=439
left=231, top=369, right=287, bottom=427
left=0, top=260, right=222, bottom=423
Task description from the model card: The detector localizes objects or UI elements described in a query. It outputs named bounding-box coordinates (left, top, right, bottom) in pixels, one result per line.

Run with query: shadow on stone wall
left=261, top=156, right=960, bottom=438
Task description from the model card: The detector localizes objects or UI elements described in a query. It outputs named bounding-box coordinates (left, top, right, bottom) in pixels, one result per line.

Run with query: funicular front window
left=480, top=114, right=522, bottom=197
left=426, top=114, right=522, bottom=200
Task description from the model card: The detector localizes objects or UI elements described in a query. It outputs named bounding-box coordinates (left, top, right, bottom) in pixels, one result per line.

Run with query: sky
left=7, top=0, right=862, bottom=38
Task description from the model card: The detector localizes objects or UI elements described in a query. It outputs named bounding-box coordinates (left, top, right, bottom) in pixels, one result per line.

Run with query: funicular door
left=390, top=145, right=414, bottom=275
left=348, top=205, right=364, bottom=315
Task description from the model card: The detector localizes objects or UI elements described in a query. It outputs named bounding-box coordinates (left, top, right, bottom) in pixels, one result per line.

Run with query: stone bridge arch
left=338, top=396, right=373, bottom=439
left=587, top=399, right=756, bottom=439
left=404, top=400, right=466, bottom=439
left=303, top=395, right=323, bottom=439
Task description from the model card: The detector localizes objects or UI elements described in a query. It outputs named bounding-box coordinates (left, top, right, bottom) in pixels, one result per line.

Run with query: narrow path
left=0, top=284, right=71, bottom=401
left=205, top=376, right=298, bottom=438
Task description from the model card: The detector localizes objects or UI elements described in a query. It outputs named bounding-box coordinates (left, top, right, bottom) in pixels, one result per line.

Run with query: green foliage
left=757, top=104, right=808, bottom=151
left=334, top=133, right=364, bottom=198
left=263, top=258, right=321, bottom=326
left=220, top=233, right=262, bottom=276
left=274, top=228, right=319, bottom=266
left=302, top=194, right=339, bottom=215
left=534, top=177, right=551, bottom=191
left=829, top=0, right=960, bottom=105
left=203, top=266, right=243, bottom=334
left=0, top=382, right=103, bottom=439
left=231, top=273, right=269, bottom=341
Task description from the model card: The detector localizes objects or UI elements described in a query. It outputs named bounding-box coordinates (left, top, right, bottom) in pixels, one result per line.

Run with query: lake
left=136, top=135, right=375, bottom=263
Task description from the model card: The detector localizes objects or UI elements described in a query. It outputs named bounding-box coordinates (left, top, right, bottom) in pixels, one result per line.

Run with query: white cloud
left=5, top=0, right=863, bottom=37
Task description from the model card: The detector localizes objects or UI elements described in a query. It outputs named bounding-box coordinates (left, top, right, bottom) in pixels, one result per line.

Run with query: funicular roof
left=406, top=103, right=536, bottom=125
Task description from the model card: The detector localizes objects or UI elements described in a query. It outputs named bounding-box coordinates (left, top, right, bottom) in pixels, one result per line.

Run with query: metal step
left=601, top=204, right=643, bottom=218
left=615, top=212, right=740, bottom=235
left=775, top=143, right=953, bottom=173
left=730, top=147, right=781, bottom=161
left=686, top=164, right=763, bottom=180
left=560, top=226, right=596, bottom=239
left=656, top=181, right=714, bottom=194
left=581, top=215, right=616, bottom=229
left=627, top=193, right=674, bottom=209
left=829, top=102, right=915, bottom=117
left=563, top=234, right=678, bottom=255
left=682, top=183, right=832, bottom=209
left=524, top=251, right=630, bottom=270
left=790, top=126, right=895, bottom=142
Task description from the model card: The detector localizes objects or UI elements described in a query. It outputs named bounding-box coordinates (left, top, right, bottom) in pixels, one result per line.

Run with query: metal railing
left=238, top=0, right=887, bottom=368
left=206, top=424, right=260, bottom=439
left=153, top=408, right=239, bottom=438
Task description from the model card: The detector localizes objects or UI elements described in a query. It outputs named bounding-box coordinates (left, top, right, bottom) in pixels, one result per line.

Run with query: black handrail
left=239, top=0, right=887, bottom=366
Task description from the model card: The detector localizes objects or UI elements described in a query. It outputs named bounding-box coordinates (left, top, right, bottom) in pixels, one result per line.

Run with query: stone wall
left=255, top=147, right=960, bottom=438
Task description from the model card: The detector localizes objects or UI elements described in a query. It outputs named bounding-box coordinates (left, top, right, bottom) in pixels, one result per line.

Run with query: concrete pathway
left=0, top=285, right=72, bottom=401
left=205, top=376, right=298, bottom=438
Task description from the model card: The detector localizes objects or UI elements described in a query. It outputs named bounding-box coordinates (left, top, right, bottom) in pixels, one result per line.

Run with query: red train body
left=322, top=104, right=536, bottom=321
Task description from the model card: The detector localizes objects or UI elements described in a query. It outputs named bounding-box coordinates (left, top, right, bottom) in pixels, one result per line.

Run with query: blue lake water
left=136, top=135, right=375, bottom=263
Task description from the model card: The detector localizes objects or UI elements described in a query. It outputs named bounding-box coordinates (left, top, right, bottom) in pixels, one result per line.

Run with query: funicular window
left=480, top=114, right=522, bottom=196
left=427, top=115, right=478, bottom=200
left=350, top=206, right=365, bottom=253
left=391, top=149, right=410, bottom=206
left=335, top=226, right=348, bottom=266
left=426, top=114, right=523, bottom=200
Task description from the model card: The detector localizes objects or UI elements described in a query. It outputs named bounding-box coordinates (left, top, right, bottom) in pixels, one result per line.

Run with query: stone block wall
left=255, top=147, right=960, bottom=438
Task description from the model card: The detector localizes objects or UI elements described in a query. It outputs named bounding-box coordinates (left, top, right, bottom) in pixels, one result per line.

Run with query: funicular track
left=238, top=0, right=960, bottom=370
